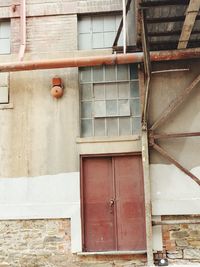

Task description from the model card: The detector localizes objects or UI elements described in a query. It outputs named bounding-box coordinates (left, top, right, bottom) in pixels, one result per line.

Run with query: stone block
left=175, top=239, right=189, bottom=247
left=171, top=231, right=189, bottom=239
left=184, top=248, right=200, bottom=259
left=167, top=250, right=183, bottom=259
left=80, top=263, right=113, bottom=267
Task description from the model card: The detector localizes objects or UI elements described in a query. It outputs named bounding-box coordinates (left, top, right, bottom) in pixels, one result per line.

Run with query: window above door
left=80, top=64, right=141, bottom=137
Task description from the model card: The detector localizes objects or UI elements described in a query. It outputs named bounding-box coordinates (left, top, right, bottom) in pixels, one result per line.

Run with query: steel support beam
left=148, top=29, right=200, bottom=37
left=178, top=0, right=200, bottom=49
left=150, top=74, right=200, bottom=131
left=139, top=69, right=154, bottom=266
left=141, top=8, right=151, bottom=125
left=140, top=0, right=190, bottom=7
left=152, top=131, right=200, bottom=140
left=142, top=131, right=154, bottom=266
left=146, top=15, right=200, bottom=24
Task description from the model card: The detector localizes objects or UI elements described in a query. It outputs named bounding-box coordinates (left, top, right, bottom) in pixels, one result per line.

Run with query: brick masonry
left=0, top=219, right=146, bottom=267
left=159, top=216, right=200, bottom=265
left=11, top=15, right=77, bottom=54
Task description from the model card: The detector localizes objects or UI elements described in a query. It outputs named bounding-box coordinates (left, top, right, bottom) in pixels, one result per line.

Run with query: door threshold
left=77, top=250, right=147, bottom=256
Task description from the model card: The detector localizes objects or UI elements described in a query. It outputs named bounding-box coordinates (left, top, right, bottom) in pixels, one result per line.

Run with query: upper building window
left=78, top=15, right=123, bottom=50
left=80, top=64, right=141, bottom=137
left=0, top=21, right=10, bottom=54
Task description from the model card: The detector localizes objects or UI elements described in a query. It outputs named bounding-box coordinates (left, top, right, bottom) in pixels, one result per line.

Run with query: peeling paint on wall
left=150, top=164, right=200, bottom=215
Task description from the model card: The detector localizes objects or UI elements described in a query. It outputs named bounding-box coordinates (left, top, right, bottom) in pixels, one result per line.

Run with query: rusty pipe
left=0, top=48, right=200, bottom=72
left=18, top=0, right=26, bottom=61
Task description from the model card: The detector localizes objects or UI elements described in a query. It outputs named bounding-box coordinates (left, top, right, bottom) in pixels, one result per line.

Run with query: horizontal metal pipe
left=153, top=131, right=200, bottom=139
left=153, top=219, right=200, bottom=226
left=0, top=48, right=200, bottom=72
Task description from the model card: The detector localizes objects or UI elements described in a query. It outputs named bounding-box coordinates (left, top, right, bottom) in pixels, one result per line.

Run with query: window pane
left=117, top=65, right=128, bottom=80
left=0, top=86, right=8, bottom=103
left=107, top=118, right=118, bottom=136
left=118, top=32, right=123, bottom=46
left=119, top=117, right=131, bottom=135
left=94, top=101, right=106, bottom=117
left=132, top=117, right=141, bottom=134
left=130, top=64, right=138, bottom=79
left=78, top=17, right=91, bottom=34
left=80, top=68, right=91, bottom=83
left=92, top=17, right=103, bottom=32
left=130, top=99, right=140, bottom=116
left=106, top=100, right=117, bottom=116
left=105, top=65, right=116, bottom=81
left=118, top=82, right=129, bottom=98
left=119, top=100, right=130, bottom=116
left=116, top=15, right=122, bottom=30
left=105, top=83, right=117, bottom=99
left=104, top=32, right=115, bottom=48
left=0, top=73, right=9, bottom=87
left=81, top=84, right=92, bottom=100
left=79, top=33, right=91, bottom=50
left=92, top=32, right=104, bottom=48
left=0, top=22, right=10, bottom=38
left=0, top=39, right=10, bottom=54
left=81, top=101, right=92, bottom=118
left=94, top=118, right=105, bottom=136
left=93, top=66, right=104, bottom=82
left=81, top=119, right=93, bottom=137
left=104, top=16, right=116, bottom=31
left=130, top=81, right=139, bottom=97
left=94, top=84, right=104, bottom=99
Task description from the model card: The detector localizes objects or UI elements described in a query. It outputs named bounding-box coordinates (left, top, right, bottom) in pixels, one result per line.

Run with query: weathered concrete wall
left=149, top=60, right=200, bottom=169
left=0, top=67, right=79, bottom=177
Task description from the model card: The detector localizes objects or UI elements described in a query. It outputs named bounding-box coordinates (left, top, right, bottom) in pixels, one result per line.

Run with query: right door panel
left=114, top=155, right=146, bottom=251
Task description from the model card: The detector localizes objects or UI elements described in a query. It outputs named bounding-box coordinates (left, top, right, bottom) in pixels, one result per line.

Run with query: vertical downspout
left=122, top=0, right=127, bottom=54
left=18, top=0, right=26, bottom=61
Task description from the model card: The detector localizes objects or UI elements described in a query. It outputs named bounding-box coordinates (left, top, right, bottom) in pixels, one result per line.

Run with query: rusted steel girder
left=152, top=131, right=200, bottom=139
left=0, top=48, right=200, bottom=72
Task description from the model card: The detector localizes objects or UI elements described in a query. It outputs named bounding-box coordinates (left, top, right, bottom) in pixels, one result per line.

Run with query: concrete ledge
left=77, top=250, right=146, bottom=256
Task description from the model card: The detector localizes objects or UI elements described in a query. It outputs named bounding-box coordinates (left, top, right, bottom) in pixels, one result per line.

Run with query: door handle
left=109, top=199, right=115, bottom=214
left=109, top=199, right=115, bottom=207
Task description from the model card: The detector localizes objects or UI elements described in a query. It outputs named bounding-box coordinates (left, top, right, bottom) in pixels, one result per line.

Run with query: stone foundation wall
left=159, top=216, right=200, bottom=265
left=0, top=219, right=146, bottom=267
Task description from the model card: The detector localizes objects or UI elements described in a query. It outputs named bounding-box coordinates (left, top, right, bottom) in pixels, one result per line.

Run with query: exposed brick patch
left=157, top=216, right=200, bottom=265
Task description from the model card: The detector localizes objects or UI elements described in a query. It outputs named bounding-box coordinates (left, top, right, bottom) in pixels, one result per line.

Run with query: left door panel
left=82, top=157, right=115, bottom=251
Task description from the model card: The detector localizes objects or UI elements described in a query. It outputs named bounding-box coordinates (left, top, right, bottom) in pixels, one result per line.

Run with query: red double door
left=81, top=154, right=146, bottom=252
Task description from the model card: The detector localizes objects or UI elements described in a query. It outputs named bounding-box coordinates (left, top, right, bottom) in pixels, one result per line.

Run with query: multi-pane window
left=78, top=15, right=123, bottom=50
left=0, top=21, right=10, bottom=54
left=0, top=73, right=9, bottom=104
left=80, top=64, right=141, bottom=137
